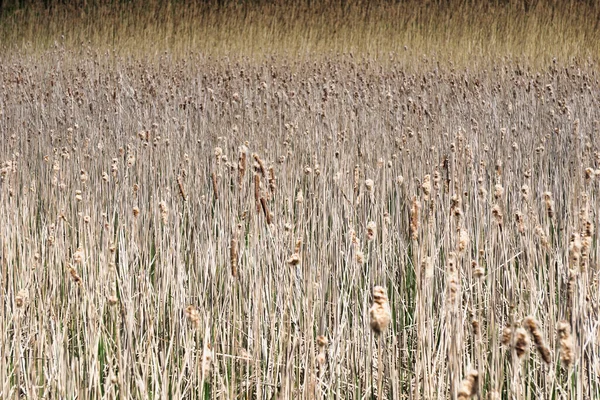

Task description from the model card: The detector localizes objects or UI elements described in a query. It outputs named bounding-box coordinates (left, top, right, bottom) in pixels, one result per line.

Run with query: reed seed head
left=557, top=321, right=574, bottom=368
left=457, top=370, right=478, bottom=399
left=523, top=316, right=551, bottom=364
left=366, top=221, right=376, bottom=241
left=370, top=286, right=391, bottom=334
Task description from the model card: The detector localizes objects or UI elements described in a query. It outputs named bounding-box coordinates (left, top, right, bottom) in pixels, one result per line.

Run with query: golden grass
left=1, top=0, right=600, bottom=66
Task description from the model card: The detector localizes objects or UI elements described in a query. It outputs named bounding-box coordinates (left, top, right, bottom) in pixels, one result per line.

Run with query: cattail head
left=315, top=335, right=328, bottom=365
left=501, top=326, right=530, bottom=358
left=285, top=238, right=301, bottom=263
left=410, top=196, right=420, bottom=241
left=515, top=211, right=526, bottom=234
left=543, top=192, right=555, bottom=219
left=569, top=232, right=582, bottom=268
left=457, top=370, right=478, bottom=399
left=370, top=286, right=391, bottom=334
left=212, top=172, right=219, bottom=200
left=495, top=159, right=503, bottom=176
left=534, top=225, right=550, bottom=248
left=268, top=166, right=276, bottom=194
left=288, top=252, right=301, bottom=266
left=500, top=326, right=512, bottom=346
left=316, top=335, right=329, bottom=348
left=202, top=342, right=214, bottom=375
left=421, top=174, right=431, bottom=198
left=478, top=185, right=488, bottom=200
left=521, top=184, right=530, bottom=201
left=355, top=249, right=365, bottom=265
left=458, top=229, right=469, bottom=253
left=451, top=194, right=462, bottom=216
left=523, top=316, right=551, bottom=364
left=68, top=264, right=82, bottom=285
left=252, top=153, right=266, bottom=178
left=365, top=178, right=374, bottom=201
left=471, top=319, right=480, bottom=336
left=493, top=183, right=504, bottom=200
left=585, top=167, right=595, bottom=182
left=353, top=165, right=360, bottom=196
left=446, top=252, right=460, bottom=308
left=514, top=327, right=530, bottom=358
left=472, top=260, right=484, bottom=278
left=366, top=221, right=377, bottom=241
left=159, top=200, right=169, bottom=223
left=491, top=204, right=503, bottom=227
left=15, top=288, right=28, bottom=308
left=584, top=220, right=594, bottom=238
left=557, top=321, right=574, bottom=368
left=111, top=157, right=120, bottom=176
left=259, top=196, right=272, bottom=225
left=296, top=189, right=304, bottom=205
left=185, top=305, right=201, bottom=329
left=73, top=247, right=84, bottom=264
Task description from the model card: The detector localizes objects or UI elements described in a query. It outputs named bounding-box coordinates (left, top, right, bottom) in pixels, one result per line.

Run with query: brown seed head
left=366, top=221, right=377, bottom=241
left=457, top=370, right=478, bottom=399
left=316, top=335, right=329, bottom=348
left=523, top=316, right=551, bottom=364
left=185, top=305, right=201, bottom=329
left=557, top=321, right=574, bottom=368
left=370, top=286, right=391, bottom=334
left=15, top=289, right=28, bottom=308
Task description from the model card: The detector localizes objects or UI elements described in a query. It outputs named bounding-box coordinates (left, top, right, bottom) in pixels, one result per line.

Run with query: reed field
left=1, top=1, right=600, bottom=399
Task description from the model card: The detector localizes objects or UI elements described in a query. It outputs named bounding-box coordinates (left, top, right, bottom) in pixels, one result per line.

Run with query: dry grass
left=2, top=0, right=600, bottom=66
left=1, top=1, right=600, bottom=399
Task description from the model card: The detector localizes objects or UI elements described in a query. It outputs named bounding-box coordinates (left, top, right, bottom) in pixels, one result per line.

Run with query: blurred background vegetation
left=1, top=0, right=599, bottom=66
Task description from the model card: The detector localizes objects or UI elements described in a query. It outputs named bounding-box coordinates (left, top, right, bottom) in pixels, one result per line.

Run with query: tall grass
left=1, top=1, right=600, bottom=399
left=1, top=0, right=600, bottom=66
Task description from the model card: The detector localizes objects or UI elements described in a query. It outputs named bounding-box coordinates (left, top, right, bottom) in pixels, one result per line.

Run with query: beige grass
left=1, top=1, right=600, bottom=399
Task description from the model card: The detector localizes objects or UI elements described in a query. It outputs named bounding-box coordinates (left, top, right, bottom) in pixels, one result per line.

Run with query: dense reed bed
left=2, top=0, right=600, bottom=66
left=1, top=1, right=600, bottom=398
left=1, top=49, right=599, bottom=399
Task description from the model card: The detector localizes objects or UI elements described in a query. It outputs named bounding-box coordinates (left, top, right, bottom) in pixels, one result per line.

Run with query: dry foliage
left=1, top=2, right=600, bottom=399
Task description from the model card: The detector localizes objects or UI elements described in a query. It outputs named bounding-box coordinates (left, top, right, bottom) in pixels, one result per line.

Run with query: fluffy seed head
left=458, top=229, right=469, bottom=252
left=366, top=221, right=377, bottom=241
left=370, top=286, right=391, bottom=334
left=15, top=289, right=28, bottom=308
left=523, top=316, right=551, bottom=364
left=316, top=335, right=328, bottom=348
left=185, top=305, right=201, bottom=329
left=421, top=174, right=431, bottom=197
left=493, top=183, right=504, bottom=199
left=557, top=321, right=574, bottom=368
left=457, top=370, right=478, bottom=399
